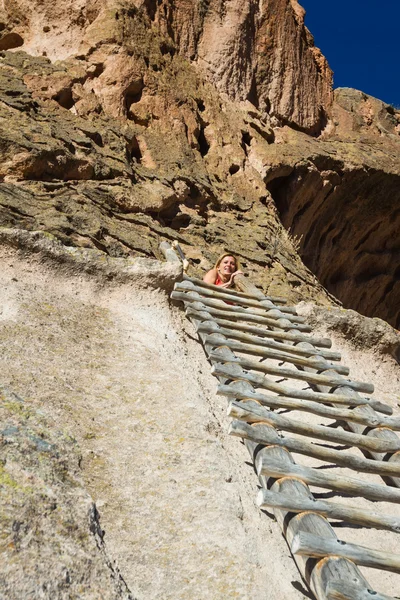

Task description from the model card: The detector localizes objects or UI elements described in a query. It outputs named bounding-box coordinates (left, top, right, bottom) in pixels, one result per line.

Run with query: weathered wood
left=175, top=280, right=296, bottom=314
left=175, top=271, right=397, bottom=599
left=210, top=351, right=374, bottom=394
left=171, top=290, right=312, bottom=330
left=204, top=334, right=349, bottom=374
left=253, top=452, right=400, bottom=503
left=197, top=320, right=341, bottom=360
left=331, top=386, right=400, bottom=489
left=292, top=531, right=400, bottom=574
left=244, top=430, right=374, bottom=600
left=228, top=419, right=400, bottom=476
left=326, top=580, right=398, bottom=600
left=257, top=488, right=400, bottom=532
left=171, top=241, right=189, bottom=272
left=218, top=383, right=400, bottom=429
left=211, top=362, right=391, bottom=414
left=183, top=273, right=265, bottom=300
left=303, top=370, right=400, bottom=487
left=159, top=241, right=181, bottom=263
left=182, top=273, right=287, bottom=304
left=187, top=305, right=332, bottom=346
left=186, top=301, right=309, bottom=332
left=228, top=400, right=400, bottom=453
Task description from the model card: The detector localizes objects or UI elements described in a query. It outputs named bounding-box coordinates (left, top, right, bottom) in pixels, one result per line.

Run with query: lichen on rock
left=0, top=386, right=134, bottom=600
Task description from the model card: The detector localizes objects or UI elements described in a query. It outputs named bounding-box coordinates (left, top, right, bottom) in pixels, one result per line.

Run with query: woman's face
left=218, top=255, right=236, bottom=275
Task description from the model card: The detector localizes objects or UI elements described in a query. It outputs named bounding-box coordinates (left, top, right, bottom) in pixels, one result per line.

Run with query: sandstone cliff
left=0, top=1, right=399, bottom=325
left=1, top=1, right=400, bottom=598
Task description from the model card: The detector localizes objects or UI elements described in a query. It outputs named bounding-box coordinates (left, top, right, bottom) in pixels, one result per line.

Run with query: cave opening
left=124, top=80, right=144, bottom=114
left=126, top=136, right=143, bottom=163
left=267, top=169, right=400, bottom=329
left=53, top=88, right=75, bottom=110
left=197, top=126, right=210, bottom=157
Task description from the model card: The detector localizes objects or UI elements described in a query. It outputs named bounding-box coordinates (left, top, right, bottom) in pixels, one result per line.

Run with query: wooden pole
left=254, top=452, right=400, bottom=503
left=211, top=362, right=391, bottom=414
left=171, top=241, right=189, bottom=272
left=228, top=419, right=400, bottom=476
left=292, top=531, right=400, bottom=574
left=331, top=386, right=400, bottom=489
left=159, top=241, right=181, bottom=263
left=326, top=580, right=398, bottom=600
left=209, top=351, right=374, bottom=394
left=197, top=320, right=341, bottom=360
left=299, top=362, right=400, bottom=489
left=257, top=488, right=400, bottom=532
left=205, top=335, right=349, bottom=373
left=246, top=445, right=371, bottom=600
left=218, top=384, right=400, bottom=429
left=182, top=273, right=287, bottom=304
left=175, top=280, right=297, bottom=314
left=186, top=306, right=332, bottom=347
left=170, top=290, right=312, bottom=330
left=228, top=400, right=400, bottom=453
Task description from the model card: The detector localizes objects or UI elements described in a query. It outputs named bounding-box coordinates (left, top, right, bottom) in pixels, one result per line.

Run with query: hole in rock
left=197, top=126, right=210, bottom=157
left=160, top=41, right=174, bottom=56
left=0, top=32, right=24, bottom=51
left=196, top=99, right=205, bottom=112
left=125, top=81, right=143, bottom=113
left=126, top=137, right=142, bottom=163
left=249, top=120, right=275, bottom=143
left=268, top=167, right=400, bottom=328
left=82, top=131, right=103, bottom=147
left=242, top=131, right=252, bottom=147
left=229, top=164, right=240, bottom=176
left=150, top=202, right=191, bottom=231
left=86, top=63, right=104, bottom=79
left=241, top=131, right=252, bottom=156
left=170, top=213, right=191, bottom=229
left=247, top=75, right=259, bottom=109
left=143, top=0, right=157, bottom=21
left=53, top=88, right=75, bottom=110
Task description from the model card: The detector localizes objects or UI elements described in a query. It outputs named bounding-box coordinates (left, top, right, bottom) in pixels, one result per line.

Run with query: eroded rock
left=0, top=386, right=134, bottom=600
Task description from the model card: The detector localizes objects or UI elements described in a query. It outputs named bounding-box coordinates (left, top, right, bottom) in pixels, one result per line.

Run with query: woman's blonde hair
left=214, top=252, right=241, bottom=272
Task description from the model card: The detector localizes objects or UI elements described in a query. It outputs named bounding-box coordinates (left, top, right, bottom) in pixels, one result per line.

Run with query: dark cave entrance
left=266, top=168, right=400, bottom=329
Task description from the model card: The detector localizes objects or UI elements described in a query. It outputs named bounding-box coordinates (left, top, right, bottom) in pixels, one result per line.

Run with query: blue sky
left=300, top=0, right=400, bottom=107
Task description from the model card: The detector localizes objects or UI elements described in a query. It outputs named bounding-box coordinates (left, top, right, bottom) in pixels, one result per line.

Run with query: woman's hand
left=220, top=270, right=243, bottom=288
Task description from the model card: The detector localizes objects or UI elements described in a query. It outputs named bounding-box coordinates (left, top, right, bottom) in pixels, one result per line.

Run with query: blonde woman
left=203, top=253, right=243, bottom=289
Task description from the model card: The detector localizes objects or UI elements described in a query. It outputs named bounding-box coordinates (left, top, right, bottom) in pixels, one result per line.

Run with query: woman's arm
left=203, top=268, right=217, bottom=284
left=219, top=270, right=243, bottom=288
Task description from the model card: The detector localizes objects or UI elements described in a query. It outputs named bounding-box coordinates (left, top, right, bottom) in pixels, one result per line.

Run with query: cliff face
left=269, top=89, right=400, bottom=327
left=0, top=2, right=398, bottom=325
left=1, top=0, right=332, bottom=133
left=148, top=0, right=333, bottom=133
left=1, top=4, right=400, bottom=596
left=0, top=0, right=338, bottom=308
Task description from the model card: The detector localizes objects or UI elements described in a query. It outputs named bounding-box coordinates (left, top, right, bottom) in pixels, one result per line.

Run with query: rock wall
left=267, top=89, right=400, bottom=328
left=1, top=232, right=400, bottom=599
left=1, top=3, right=400, bottom=596
left=0, top=0, right=333, bottom=132
left=0, top=1, right=398, bottom=328
left=0, top=235, right=308, bottom=600
left=0, top=40, right=333, bottom=308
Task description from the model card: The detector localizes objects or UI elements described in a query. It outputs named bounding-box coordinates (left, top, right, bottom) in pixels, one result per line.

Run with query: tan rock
left=0, top=1, right=333, bottom=131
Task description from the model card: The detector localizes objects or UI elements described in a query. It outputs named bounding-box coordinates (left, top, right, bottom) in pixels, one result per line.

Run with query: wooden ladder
left=164, top=243, right=400, bottom=600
